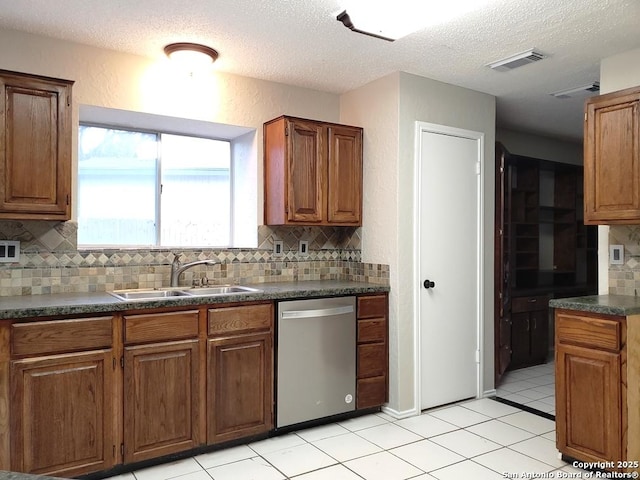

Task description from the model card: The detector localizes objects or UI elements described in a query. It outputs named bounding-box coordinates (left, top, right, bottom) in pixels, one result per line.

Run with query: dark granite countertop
left=0, top=472, right=65, bottom=480
left=0, top=280, right=389, bottom=320
left=549, top=294, right=640, bottom=316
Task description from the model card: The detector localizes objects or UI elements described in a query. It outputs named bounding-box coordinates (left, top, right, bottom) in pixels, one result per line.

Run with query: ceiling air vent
left=550, top=82, right=600, bottom=99
left=487, top=49, right=546, bottom=72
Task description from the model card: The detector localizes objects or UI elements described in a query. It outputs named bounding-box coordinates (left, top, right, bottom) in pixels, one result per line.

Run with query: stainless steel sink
left=109, top=288, right=190, bottom=301
left=108, top=285, right=261, bottom=301
left=184, top=285, right=261, bottom=296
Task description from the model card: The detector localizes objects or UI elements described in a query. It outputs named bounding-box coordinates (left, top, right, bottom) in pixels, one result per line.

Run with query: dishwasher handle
left=280, top=305, right=354, bottom=319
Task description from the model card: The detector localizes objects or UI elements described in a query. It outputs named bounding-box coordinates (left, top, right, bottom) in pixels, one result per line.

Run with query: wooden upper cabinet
left=584, top=85, right=640, bottom=224
left=0, top=70, right=73, bottom=220
left=287, top=119, right=325, bottom=223
left=264, top=116, right=363, bottom=226
left=328, top=125, right=363, bottom=223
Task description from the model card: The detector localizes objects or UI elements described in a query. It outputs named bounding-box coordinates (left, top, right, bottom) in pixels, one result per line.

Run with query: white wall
left=496, top=128, right=583, bottom=165
left=601, top=47, right=640, bottom=94
left=0, top=27, right=341, bottom=232
left=341, top=72, right=496, bottom=415
left=598, top=47, right=640, bottom=293
left=340, top=73, right=402, bottom=408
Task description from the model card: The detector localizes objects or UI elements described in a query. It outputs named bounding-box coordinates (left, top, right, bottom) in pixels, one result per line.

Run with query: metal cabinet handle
left=423, top=280, right=435, bottom=289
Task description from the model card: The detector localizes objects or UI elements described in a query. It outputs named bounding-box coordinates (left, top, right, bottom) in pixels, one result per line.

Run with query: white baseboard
left=483, top=388, right=497, bottom=397
left=381, top=405, right=420, bottom=419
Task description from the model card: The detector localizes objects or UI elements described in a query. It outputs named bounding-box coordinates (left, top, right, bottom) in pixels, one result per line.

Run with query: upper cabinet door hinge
left=476, top=162, right=481, bottom=175
left=66, top=194, right=70, bottom=205
left=120, top=356, right=124, bottom=369
left=285, top=125, right=289, bottom=136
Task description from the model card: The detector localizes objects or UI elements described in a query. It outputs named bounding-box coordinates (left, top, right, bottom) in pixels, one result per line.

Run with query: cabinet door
left=529, top=309, right=549, bottom=364
left=327, top=125, right=362, bottom=224
left=286, top=119, right=325, bottom=223
left=556, top=343, right=621, bottom=463
left=10, top=350, right=114, bottom=477
left=208, top=333, right=272, bottom=444
left=510, top=312, right=531, bottom=369
left=124, top=340, right=200, bottom=463
left=0, top=72, right=72, bottom=219
left=584, top=87, right=640, bottom=224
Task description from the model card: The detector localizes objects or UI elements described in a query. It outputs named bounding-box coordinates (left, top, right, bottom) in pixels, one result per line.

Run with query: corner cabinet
left=263, top=116, right=363, bottom=226
left=0, top=70, right=73, bottom=220
left=584, top=85, right=640, bottom=224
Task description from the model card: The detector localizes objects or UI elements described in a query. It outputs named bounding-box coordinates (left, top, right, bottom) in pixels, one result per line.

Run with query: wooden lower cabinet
left=123, top=340, right=200, bottom=464
left=555, top=309, right=625, bottom=467
left=207, top=332, right=272, bottom=443
left=3, top=293, right=389, bottom=476
left=10, top=350, right=115, bottom=477
left=556, top=343, right=621, bottom=463
left=510, top=295, right=549, bottom=370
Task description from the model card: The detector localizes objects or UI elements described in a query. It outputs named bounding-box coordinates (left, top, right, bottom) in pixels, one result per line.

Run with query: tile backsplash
left=609, top=225, right=640, bottom=296
left=0, top=221, right=388, bottom=297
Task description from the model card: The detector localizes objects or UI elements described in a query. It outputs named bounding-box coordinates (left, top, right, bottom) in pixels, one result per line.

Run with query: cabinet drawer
left=358, top=343, right=386, bottom=378
left=358, top=318, right=386, bottom=343
left=357, top=377, right=387, bottom=409
left=12, top=317, right=112, bottom=356
left=357, top=295, right=387, bottom=319
left=124, top=310, right=199, bottom=344
left=512, top=295, right=549, bottom=313
left=556, top=311, right=622, bottom=351
left=208, top=303, right=273, bottom=336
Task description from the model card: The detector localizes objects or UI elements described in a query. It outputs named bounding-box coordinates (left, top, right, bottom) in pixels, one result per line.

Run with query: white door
left=417, top=123, right=482, bottom=410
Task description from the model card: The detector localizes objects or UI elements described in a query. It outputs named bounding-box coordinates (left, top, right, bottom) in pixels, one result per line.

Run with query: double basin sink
left=109, top=285, right=261, bottom=301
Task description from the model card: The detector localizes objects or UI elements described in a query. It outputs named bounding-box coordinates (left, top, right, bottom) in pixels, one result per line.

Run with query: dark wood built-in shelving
left=495, top=143, right=598, bottom=380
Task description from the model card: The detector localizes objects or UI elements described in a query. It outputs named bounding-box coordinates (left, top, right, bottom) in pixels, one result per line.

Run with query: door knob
left=423, top=279, right=435, bottom=289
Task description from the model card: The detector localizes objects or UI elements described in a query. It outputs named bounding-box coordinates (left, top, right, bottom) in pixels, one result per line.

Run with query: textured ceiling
left=1, top=0, right=640, bottom=142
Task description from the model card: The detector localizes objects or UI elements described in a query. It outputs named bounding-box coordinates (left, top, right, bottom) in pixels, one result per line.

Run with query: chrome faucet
left=170, top=257, right=217, bottom=287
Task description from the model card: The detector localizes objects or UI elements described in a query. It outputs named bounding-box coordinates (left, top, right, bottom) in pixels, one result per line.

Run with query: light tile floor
left=495, top=360, right=556, bottom=416
left=106, top=397, right=589, bottom=480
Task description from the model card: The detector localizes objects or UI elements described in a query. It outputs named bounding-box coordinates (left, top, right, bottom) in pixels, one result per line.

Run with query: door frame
left=412, top=121, right=485, bottom=411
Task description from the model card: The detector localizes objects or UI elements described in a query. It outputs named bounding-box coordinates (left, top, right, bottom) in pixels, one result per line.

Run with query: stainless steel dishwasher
left=276, top=296, right=356, bottom=428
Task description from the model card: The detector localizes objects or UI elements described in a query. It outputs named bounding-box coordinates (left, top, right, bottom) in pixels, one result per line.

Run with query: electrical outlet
left=0, top=240, right=20, bottom=263
left=273, top=240, right=284, bottom=257
left=299, top=240, right=309, bottom=256
left=610, top=244, right=624, bottom=265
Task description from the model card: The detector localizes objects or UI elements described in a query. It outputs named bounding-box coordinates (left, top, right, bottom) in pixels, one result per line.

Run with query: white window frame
left=77, top=105, right=259, bottom=249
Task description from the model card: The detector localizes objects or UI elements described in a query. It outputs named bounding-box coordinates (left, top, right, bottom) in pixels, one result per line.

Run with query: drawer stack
left=356, top=295, right=388, bottom=409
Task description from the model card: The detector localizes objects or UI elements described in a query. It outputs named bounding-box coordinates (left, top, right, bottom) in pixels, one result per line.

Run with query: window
left=78, top=125, right=231, bottom=247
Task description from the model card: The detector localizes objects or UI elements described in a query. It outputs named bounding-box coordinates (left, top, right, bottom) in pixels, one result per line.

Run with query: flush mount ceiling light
left=487, top=49, right=546, bottom=71
left=550, top=82, right=600, bottom=99
left=164, top=43, right=219, bottom=69
left=337, top=0, right=491, bottom=41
